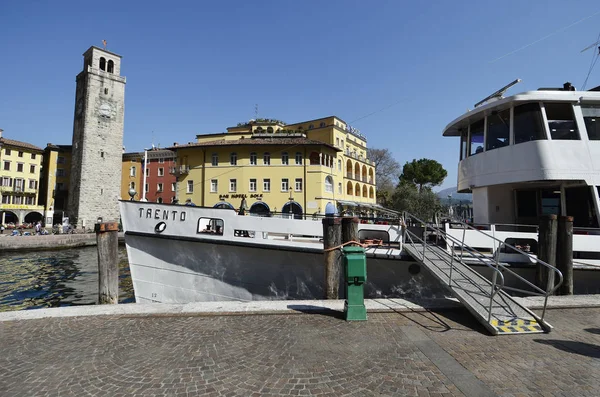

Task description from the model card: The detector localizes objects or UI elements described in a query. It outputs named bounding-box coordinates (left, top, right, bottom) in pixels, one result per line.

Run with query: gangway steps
left=404, top=243, right=549, bottom=335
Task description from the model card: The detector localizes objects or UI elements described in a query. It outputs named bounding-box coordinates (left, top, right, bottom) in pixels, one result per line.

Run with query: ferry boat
left=119, top=80, right=600, bottom=304
left=442, top=80, right=600, bottom=270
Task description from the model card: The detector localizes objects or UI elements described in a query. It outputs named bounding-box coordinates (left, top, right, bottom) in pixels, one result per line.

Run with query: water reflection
left=0, top=247, right=134, bottom=312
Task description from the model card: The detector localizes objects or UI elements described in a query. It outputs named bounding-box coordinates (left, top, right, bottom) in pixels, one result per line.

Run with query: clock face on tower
left=99, top=102, right=112, bottom=118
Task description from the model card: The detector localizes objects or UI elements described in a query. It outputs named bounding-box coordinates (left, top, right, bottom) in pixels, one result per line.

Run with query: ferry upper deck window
left=582, top=105, right=600, bottom=140
left=469, top=119, right=484, bottom=156
left=459, top=129, right=468, bottom=160
left=486, top=109, right=510, bottom=151
left=544, top=103, right=579, bottom=140
left=514, top=103, right=545, bottom=144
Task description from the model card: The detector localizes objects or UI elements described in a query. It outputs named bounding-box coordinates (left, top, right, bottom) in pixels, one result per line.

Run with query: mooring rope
left=323, top=239, right=383, bottom=252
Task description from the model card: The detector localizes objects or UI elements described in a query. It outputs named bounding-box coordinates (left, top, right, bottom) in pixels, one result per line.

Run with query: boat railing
left=404, top=212, right=563, bottom=323
left=444, top=216, right=563, bottom=321
left=403, top=212, right=505, bottom=323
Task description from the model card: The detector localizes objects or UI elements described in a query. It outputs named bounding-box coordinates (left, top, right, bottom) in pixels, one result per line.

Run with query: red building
left=142, top=149, right=177, bottom=203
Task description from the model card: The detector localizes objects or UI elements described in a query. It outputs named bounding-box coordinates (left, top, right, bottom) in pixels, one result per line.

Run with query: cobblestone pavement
left=1, top=307, right=599, bottom=397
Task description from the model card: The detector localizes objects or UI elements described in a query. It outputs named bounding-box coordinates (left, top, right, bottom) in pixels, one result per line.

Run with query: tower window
left=104, top=88, right=109, bottom=95
left=107, top=60, right=114, bottom=73
left=101, top=151, right=105, bottom=158
left=99, top=57, right=106, bottom=71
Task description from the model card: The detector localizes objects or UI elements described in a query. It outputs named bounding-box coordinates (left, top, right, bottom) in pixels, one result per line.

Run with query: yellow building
left=168, top=116, right=379, bottom=218
left=0, top=129, right=45, bottom=225
left=121, top=152, right=142, bottom=201
left=38, top=144, right=73, bottom=225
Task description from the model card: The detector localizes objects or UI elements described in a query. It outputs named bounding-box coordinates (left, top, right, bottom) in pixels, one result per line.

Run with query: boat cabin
left=443, top=83, right=600, bottom=228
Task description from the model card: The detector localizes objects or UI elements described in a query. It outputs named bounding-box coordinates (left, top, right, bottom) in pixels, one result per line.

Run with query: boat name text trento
left=139, top=208, right=186, bottom=222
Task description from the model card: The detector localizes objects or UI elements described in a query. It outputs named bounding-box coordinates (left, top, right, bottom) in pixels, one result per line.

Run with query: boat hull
left=124, top=232, right=449, bottom=303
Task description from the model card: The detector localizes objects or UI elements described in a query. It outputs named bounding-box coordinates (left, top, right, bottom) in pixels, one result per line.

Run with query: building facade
left=168, top=116, right=378, bottom=217
left=0, top=129, right=45, bottom=225
left=68, top=46, right=126, bottom=228
left=121, top=152, right=141, bottom=201
left=120, top=149, right=177, bottom=203
left=38, top=144, right=72, bottom=225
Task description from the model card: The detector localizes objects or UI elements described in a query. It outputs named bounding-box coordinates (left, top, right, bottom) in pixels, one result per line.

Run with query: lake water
left=0, top=246, right=134, bottom=312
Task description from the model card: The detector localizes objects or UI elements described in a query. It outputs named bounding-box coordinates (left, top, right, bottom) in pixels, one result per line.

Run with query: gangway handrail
left=403, top=211, right=562, bottom=324
left=402, top=212, right=506, bottom=323
left=445, top=219, right=563, bottom=294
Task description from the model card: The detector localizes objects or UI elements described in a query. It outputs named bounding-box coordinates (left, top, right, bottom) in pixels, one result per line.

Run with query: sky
left=1, top=0, right=600, bottom=190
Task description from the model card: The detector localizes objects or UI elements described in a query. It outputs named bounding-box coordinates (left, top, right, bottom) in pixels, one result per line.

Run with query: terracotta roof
left=45, top=144, right=72, bottom=151
left=0, top=138, right=43, bottom=152
left=168, top=137, right=340, bottom=151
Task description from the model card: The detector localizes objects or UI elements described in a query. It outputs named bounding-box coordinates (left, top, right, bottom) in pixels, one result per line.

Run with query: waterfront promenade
left=1, top=299, right=599, bottom=397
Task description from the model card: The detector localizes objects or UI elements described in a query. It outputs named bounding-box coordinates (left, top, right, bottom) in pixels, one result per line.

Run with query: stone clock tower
left=68, top=46, right=126, bottom=228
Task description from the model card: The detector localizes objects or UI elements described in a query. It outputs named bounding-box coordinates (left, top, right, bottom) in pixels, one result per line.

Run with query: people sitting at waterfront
left=184, top=199, right=196, bottom=206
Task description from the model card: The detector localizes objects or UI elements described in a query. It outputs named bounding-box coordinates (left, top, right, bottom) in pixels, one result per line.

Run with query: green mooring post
left=343, top=246, right=367, bottom=321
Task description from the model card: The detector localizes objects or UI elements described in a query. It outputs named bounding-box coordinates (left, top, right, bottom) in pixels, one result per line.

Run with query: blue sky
left=1, top=0, right=600, bottom=189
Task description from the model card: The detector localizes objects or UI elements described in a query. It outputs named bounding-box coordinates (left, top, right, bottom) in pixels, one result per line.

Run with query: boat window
left=540, top=189, right=561, bottom=215
left=197, top=218, right=224, bottom=235
left=469, top=119, right=484, bottom=156
left=459, top=129, right=468, bottom=160
left=514, top=103, right=545, bottom=144
left=545, top=103, right=579, bottom=140
left=486, top=109, right=510, bottom=151
left=582, top=105, right=600, bottom=140
left=516, top=190, right=537, bottom=218
left=565, top=186, right=599, bottom=228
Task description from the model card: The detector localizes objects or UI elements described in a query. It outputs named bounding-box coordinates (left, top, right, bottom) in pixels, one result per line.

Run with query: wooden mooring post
left=322, top=217, right=342, bottom=299
left=341, top=216, right=359, bottom=245
left=556, top=216, right=574, bottom=295
left=536, top=214, right=557, bottom=292
left=95, top=221, right=120, bottom=304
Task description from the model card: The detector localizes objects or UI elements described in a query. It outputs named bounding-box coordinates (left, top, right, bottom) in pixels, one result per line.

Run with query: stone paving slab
left=1, top=307, right=600, bottom=396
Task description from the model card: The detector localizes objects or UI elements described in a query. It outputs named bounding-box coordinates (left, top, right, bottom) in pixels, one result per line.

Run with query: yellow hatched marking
left=491, top=319, right=543, bottom=333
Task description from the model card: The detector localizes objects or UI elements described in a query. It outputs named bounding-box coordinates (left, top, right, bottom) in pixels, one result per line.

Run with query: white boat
left=120, top=80, right=600, bottom=304
left=119, top=201, right=454, bottom=303
left=442, top=80, right=600, bottom=271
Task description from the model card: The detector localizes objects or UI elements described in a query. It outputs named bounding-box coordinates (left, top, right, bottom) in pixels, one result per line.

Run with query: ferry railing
left=402, top=212, right=505, bottom=323
left=436, top=216, right=564, bottom=322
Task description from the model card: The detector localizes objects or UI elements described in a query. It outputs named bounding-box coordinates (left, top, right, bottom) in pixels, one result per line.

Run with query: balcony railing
left=345, top=173, right=375, bottom=185
left=169, top=165, right=190, bottom=176
left=0, top=186, right=36, bottom=193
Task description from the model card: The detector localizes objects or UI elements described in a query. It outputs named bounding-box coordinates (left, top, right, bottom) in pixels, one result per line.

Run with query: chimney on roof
left=173, top=142, right=178, bottom=146
left=0, top=128, right=3, bottom=138
left=563, top=82, right=575, bottom=91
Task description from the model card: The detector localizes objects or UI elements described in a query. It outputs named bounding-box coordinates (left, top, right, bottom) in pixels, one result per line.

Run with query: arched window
left=308, top=124, right=314, bottom=129
left=346, top=181, right=353, bottom=195
left=129, top=182, right=135, bottom=190
left=157, top=197, right=163, bottom=203
left=354, top=163, right=360, bottom=179
left=355, top=183, right=360, bottom=196
left=107, top=60, right=114, bottom=73
left=369, top=186, right=374, bottom=199
left=346, top=160, right=353, bottom=178
left=99, top=57, right=106, bottom=71
left=267, top=127, right=273, bottom=133
left=325, top=176, right=333, bottom=193
left=319, top=122, right=326, bottom=128
left=362, top=185, right=368, bottom=197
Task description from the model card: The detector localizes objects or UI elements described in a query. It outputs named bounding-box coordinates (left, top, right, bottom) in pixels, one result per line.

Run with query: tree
left=399, top=158, right=447, bottom=192
left=367, top=148, right=401, bottom=206
left=391, top=183, right=442, bottom=222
